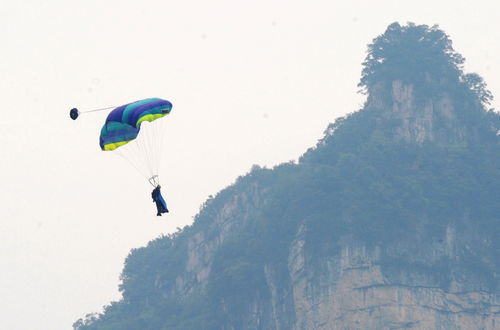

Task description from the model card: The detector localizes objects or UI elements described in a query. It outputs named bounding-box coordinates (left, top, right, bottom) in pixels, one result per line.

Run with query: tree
left=464, top=72, right=493, bottom=106
left=359, top=22, right=465, bottom=92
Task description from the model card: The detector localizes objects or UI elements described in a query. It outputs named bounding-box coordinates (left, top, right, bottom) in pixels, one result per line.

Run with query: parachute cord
left=151, top=118, right=165, bottom=179
left=131, top=139, right=152, bottom=179
left=81, top=105, right=119, bottom=114
left=153, top=119, right=165, bottom=181
left=115, top=150, right=149, bottom=180
left=135, top=125, right=156, bottom=182
left=137, top=125, right=154, bottom=177
left=108, top=116, right=168, bottom=188
left=156, top=119, right=165, bottom=176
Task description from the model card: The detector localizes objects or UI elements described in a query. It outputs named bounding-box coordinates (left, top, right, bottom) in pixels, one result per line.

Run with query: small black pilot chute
left=70, top=108, right=79, bottom=120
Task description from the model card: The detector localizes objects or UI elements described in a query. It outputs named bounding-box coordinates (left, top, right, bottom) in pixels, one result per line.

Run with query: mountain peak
left=359, top=22, right=465, bottom=91
left=358, top=23, right=496, bottom=145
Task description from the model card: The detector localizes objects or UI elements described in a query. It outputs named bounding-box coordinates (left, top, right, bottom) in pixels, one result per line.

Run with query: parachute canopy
left=99, top=98, right=172, bottom=151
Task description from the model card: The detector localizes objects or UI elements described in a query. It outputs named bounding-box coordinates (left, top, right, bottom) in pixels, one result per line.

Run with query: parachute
left=99, top=98, right=172, bottom=187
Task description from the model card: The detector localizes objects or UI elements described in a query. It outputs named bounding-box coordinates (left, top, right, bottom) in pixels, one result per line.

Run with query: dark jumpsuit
left=152, top=186, right=169, bottom=216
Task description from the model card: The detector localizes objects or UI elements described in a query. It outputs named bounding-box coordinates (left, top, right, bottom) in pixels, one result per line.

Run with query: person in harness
left=151, top=185, right=169, bottom=216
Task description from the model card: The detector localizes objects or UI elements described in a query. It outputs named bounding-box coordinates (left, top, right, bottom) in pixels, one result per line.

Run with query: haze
left=1, top=0, right=499, bottom=329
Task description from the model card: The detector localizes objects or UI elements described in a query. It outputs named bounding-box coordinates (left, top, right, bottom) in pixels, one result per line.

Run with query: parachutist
left=152, top=185, right=169, bottom=216
left=70, top=108, right=79, bottom=120
left=80, top=98, right=172, bottom=214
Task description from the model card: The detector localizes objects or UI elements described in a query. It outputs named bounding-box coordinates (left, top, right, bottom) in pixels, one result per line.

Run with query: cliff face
left=169, top=183, right=499, bottom=330
left=367, top=80, right=480, bottom=145
left=170, top=183, right=268, bottom=298
left=287, top=230, right=499, bottom=330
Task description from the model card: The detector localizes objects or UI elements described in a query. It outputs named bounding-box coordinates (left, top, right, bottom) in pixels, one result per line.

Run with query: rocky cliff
left=366, top=79, right=483, bottom=145
left=163, top=178, right=499, bottom=330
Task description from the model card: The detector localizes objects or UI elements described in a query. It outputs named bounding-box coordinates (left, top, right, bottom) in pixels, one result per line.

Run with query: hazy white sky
left=1, top=0, right=499, bottom=329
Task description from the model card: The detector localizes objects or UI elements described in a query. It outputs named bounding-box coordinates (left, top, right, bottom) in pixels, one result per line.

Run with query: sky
left=1, top=0, right=499, bottom=329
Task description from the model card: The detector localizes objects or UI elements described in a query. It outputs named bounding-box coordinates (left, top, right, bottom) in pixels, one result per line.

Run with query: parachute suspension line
left=138, top=124, right=154, bottom=178
left=124, top=141, right=144, bottom=178
left=130, top=118, right=167, bottom=187
left=151, top=119, right=162, bottom=177
left=115, top=149, right=149, bottom=180
left=153, top=122, right=159, bottom=179
left=130, top=137, right=152, bottom=180
left=149, top=118, right=166, bottom=184
left=130, top=121, right=159, bottom=184
left=153, top=119, right=163, bottom=176
left=143, top=124, right=153, bottom=175
left=113, top=130, right=157, bottom=184
left=156, top=119, right=165, bottom=171
left=130, top=138, right=145, bottom=174
left=156, top=118, right=168, bottom=179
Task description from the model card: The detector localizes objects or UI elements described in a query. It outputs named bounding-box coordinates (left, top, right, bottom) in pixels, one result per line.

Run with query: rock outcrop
left=366, top=80, right=482, bottom=145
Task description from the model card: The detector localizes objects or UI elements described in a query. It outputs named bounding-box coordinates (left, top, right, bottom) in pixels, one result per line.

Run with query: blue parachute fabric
left=99, top=98, right=172, bottom=151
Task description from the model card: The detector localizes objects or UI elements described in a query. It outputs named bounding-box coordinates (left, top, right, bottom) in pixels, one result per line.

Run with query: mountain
left=74, top=23, right=500, bottom=330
